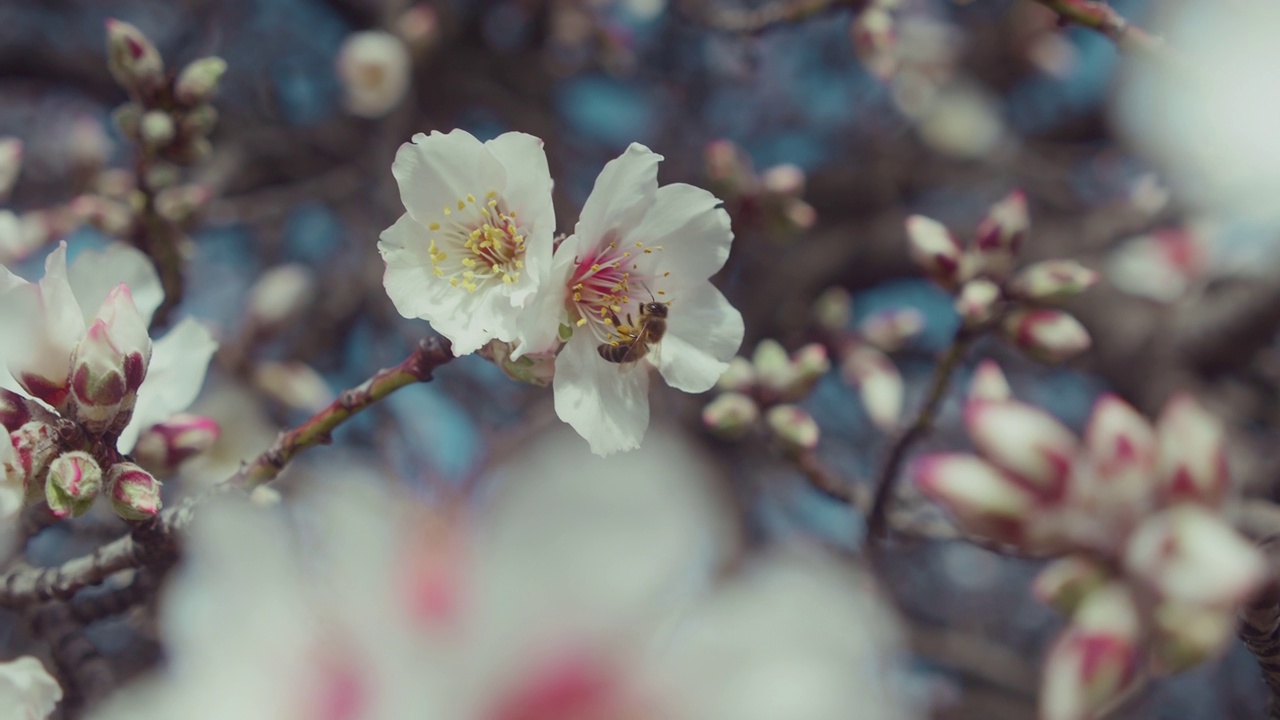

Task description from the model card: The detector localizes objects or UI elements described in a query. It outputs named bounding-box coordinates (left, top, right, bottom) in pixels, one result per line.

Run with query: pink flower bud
left=1007, top=259, right=1098, bottom=303
left=105, top=19, right=165, bottom=97
left=174, top=57, right=227, bottom=107
left=132, top=414, right=220, bottom=475
left=812, top=286, right=852, bottom=332
left=859, top=308, right=924, bottom=352
left=247, top=264, right=315, bottom=332
left=764, top=405, right=820, bottom=453
left=395, top=5, right=440, bottom=52
left=905, top=215, right=963, bottom=288
left=106, top=463, right=162, bottom=520
left=761, top=164, right=806, bottom=198
left=702, top=392, right=760, bottom=440
left=913, top=453, right=1038, bottom=545
left=71, top=195, right=134, bottom=237
left=70, top=285, right=152, bottom=435
left=964, top=399, right=1077, bottom=500
left=954, top=278, right=1000, bottom=327
left=1032, top=555, right=1110, bottom=616
left=336, top=30, right=412, bottom=119
left=972, top=190, right=1028, bottom=280
left=0, top=389, right=34, bottom=431
left=11, top=422, right=58, bottom=503
left=1149, top=601, right=1236, bottom=674
left=841, top=345, right=902, bottom=432
left=1084, top=395, right=1156, bottom=475
left=716, top=356, right=756, bottom=393
left=789, top=343, right=830, bottom=392
left=0, top=137, right=21, bottom=199
left=45, top=451, right=103, bottom=519
left=752, top=339, right=795, bottom=394
left=851, top=5, right=897, bottom=81
left=253, top=361, right=335, bottom=413
left=1123, top=505, right=1265, bottom=608
left=968, top=359, right=1012, bottom=401
left=1040, top=583, right=1140, bottom=720
left=1154, top=394, right=1228, bottom=507
left=154, top=184, right=212, bottom=226
left=1002, top=309, right=1091, bottom=364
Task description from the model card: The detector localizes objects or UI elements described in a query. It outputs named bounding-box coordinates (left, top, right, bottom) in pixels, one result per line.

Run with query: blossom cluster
left=914, top=361, right=1265, bottom=720
left=379, top=130, right=745, bottom=455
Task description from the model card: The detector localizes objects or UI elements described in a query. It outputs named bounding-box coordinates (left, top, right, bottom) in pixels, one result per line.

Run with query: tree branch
left=675, top=0, right=863, bottom=34
left=1023, top=0, right=1167, bottom=59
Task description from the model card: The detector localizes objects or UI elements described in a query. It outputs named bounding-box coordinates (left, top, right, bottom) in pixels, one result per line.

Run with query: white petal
left=510, top=240, right=576, bottom=360
left=379, top=212, right=443, bottom=320
left=630, top=183, right=733, bottom=289
left=484, top=132, right=555, bottom=259
left=575, top=143, right=661, bottom=249
left=117, top=318, right=217, bottom=452
left=0, top=656, right=61, bottom=720
left=657, top=282, right=743, bottom=393
left=0, top=244, right=85, bottom=398
left=553, top=332, right=650, bottom=456
left=391, top=130, right=506, bottom=225
left=67, top=243, right=163, bottom=326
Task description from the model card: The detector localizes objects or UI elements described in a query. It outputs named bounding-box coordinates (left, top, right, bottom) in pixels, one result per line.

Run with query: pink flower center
left=425, top=192, right=528, bottom=293
left=487, top=651, right=646, bottom=720
left=568, top=235, right=667, bottom=345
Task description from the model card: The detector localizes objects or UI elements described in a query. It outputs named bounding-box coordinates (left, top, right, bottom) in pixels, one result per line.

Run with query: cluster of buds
left=702, top=339, right=829, bottom=453
left=850, top=0, right=900, bottom=81
left=132, top=414, right=220, bottom=477
left=906, top=191, right=1098, bottom=363
left=913, top=361, right=1265, bottom=720
left=704, top=140, right=816, bottom=237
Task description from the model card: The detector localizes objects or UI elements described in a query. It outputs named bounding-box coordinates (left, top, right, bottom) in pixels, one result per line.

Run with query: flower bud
left=0, top=426, right=20, bottom=487
left=0, top=137, right=22, bottom=199
left=968, top=359, right=1011, bottom=401
left=70, top=285, right=152, bottom=435
left=396, top=5, right=440, bottom=52
left=841, top=345, right=902, bottom=432
left=913, top=453, right=1038, bottom=545
left=972, top=190, right=1028, bottom=281
left=964, top=399, right=1077, bottom=501
left=851, top=5, right=897, bottom=81
left=247, top=263, right=315, bottom=332
left=179, top=104, right=219, bottom=138
left=1002, top=309, right=1091, bottom=363
left=1007, top=259, right=1098, bottom=303
left=132, top=414, right=220, bottom=475
left=761, top=164, right=805, bottom=198
left=905, top=215, right=963, bottom=288
left=174, top=57, right=227, bottom=107
left=111, top=103, right=143, bottom=142
left=765, top=405, right=820, bottom=453
left=253, top=361, right=335, bottom=413
left=1149, top=601, right=1236, bottom=674
left=336, top=30, right=412, bottom=119
left=1032, top=556, right=1110, bottom=616
left=702, top=392, right=760, bottom=441
left=1155, top=393, right=1228, bottom=508
left=71, top=195, right=135, bottom=237
left=106, top=463, right=162, bottom=520
left=45, top=451, right=103, bottom=519
left=154, top=184, right=212, bottom=226
left=1124, top=505, right=1265, bottom=607
left=752, top=339, right=796, bottom=394
left=476, top=340, right=557, bottom=388
left=812, top=286, right=852, bottom=332
left=790, top=344, right=830, bottom=393
left=1040, top=583, right=1140, bottom=720
left=954, top=278, right=1000, bottom=327
left=139, top=110, right=175, bottom=149
left=105, top=19, right=164, bottom=96
left=11, top=422, right=58, bottom=503
left=716, top=356, right=756, bottom=393
left=1082, top=396, right=1158, bottom=512
left=0, top=389, right=34, bottom=431
left=859, top=308, right=923, bottom=352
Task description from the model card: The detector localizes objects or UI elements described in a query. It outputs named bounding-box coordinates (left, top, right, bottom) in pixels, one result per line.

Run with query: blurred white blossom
left=336, top=31, right=413, bottom=119
left=0, top=656, right=61, bottom=720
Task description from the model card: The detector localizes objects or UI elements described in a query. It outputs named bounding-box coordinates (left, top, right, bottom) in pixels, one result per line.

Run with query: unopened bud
left=859, top=308, right=923, bottom=352
left=45, top=451, right=103, bottom=519
left=1002, top=309, right=1091, bottom=364
left=336, top=30, right=412, bottom=119
left=812, top=286, right=852, bottom=332
left=968, top=359, right=1012, bottom=401
left=702, top=392, right=760, bottom=441
left=155, top=184, right=212, bottom=225
left=247, top=264, right=315, bottom=330
left=179, top=104, right=219, bottom=138
left=973, top=190, right=1028, bottom=280
left=761, top=164, right=805, bottom=198
left=914, top=453, right=1038, bottom=546
left=105, top=19, right=164, bottom=96
left=70, top=285, right=152, bottom=435
left=106, top=463, right=161, bottom=520
left=716, top=356, right=756, bottom=393
left=851, top=5, right=897, bottom=81
left=965, top=399, right=1077, bottom=501
left=1032, top=556, right=1110, bottom=616
left=0, top=389, right=34, bottom=431
left=132, top=414, right=220, bottom=475
left=476, top=340, right=556, bottom=388
left=0, top=137, right=22, bottom=199
left=253, top=361, right=334, bottom=413
left=396, top=5, right=440, bottom=52
left=1149, top=602, right=1236, bottom=673
left=765, top=404, right=820, bottom=453
left=1040, top=583, right=1140, bottom=720
left=1007, top=259, right=1098, bottom=303
left=71, top=195, right=134, bottom=237
left=1155, top=393, right=1228, bottom=508
left=782, top=198, right=817, bottom=230
left=11, top=422, right=58, bottom=503
left=139, top=110, right=175, bottom=149
left=841, top=345, right=902, bottom=432
left=792, top=344, right=830, bottom=384
left=954, top=278, right=1000, bottom=327
left=905, top=215, right=963, bottom=288
left=174, top=57, right=227, bottom=107
left=1124, top=505, right=1265, bottom=607
left=752, top=339, right=795, bottom=394
left=112, top=103, right=143, bottom=142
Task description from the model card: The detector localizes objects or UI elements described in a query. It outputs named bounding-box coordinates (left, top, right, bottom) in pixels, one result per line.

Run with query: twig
left=29, top=603, right=116, bottom=709
left=1240, top=601, right=1280, bottom=719
left=66, top=570, right=161, bottom=625
left=675, top=0, right=863, bottom=34
left=865, top=329, right=975, bottom=541
left=1024, top=0, right=1167, bottom=59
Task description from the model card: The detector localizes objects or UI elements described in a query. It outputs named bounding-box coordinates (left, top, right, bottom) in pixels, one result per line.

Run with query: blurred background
left=3, top=0, right=1278, bottom=716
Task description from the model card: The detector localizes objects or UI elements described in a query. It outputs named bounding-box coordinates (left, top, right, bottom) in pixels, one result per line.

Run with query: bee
left=597, top=301, right=669, bottom=364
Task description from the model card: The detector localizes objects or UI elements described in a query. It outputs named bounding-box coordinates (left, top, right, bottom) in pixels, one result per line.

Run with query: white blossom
left=0, top=656, right=61, bottom=720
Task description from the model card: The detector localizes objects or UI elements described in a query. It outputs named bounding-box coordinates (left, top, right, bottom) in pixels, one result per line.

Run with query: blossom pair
left=378, top=130, right=744, bottom=456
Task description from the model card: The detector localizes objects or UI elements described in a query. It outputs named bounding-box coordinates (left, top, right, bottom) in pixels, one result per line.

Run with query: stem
left=865, top=329, right=974, bottom=541
left=1024, top=0, right=1167, bottom=59
left=1240, top=602, right=1280, bottom=719
left=676, top=0, right=864, bottom=34
left=132, top=155, right=185, bottom=328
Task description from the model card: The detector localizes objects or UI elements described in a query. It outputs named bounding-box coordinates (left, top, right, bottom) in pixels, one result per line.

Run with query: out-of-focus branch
left=1240, top=602, right=1280, bottom=720
left=29, top=603, right=115, bottom=709
left=66, top=571, right=160, bottom=625
left=676, top=0, right=864, bottom=34
left=1023, top=0, right=1167, bottom=59
left=1173, top=277, right=1280, bottom=373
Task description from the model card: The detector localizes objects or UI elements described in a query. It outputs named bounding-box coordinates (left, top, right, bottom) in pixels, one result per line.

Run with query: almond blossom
left=912, top=362, right=1265, bottom=720
left=379, top=129, right=556, bottom=356
left=0, top=655, right=61, bottom=720
left=91, top=427, right=916, bottom=720
left=0, top=242, right=217, bottom=452
left=535, top=143, right=744, bottom=455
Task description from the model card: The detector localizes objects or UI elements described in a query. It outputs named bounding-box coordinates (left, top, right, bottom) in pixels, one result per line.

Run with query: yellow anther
left=436, top=252, right=447, bottom=261
left=462, top=258, right=477, bottom=268
left=467, top=194, right=475, bottom=203
left=488, top=199, right=498, bottom=207
left=457, top=200, right=465, bottom=210
left=502, top=274, right=514, bottom=284
left=576, top=317, right=587, bottom=327
left=450, top=278, right=459, bottom=287
left=572, top=292, right=582, bottom=301
left=623, top=252, right=631, bottom=258
left=443, top=206, right=451, bottom=216
left=663, top=271, right=670, bottom=277
left=487, top=190, right=498, bottom=198
left=433, top=268, right=444, bottom=277
left=515, top=260, right=524, bottom=268
left=643, top=248, right=653, bottom=254
left=635, top=242, right=643, bottom=248
left=429, top=222, right=440, bottom=231
left=591, top=264, right=601, bottom=272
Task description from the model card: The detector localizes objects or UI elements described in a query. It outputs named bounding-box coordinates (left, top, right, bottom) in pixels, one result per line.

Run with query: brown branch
left=65, top=570, right=161, bottom=625
left=1023, top=0, right=1167, bottom=59
left=29, top=603, right=115, bottom=709
left=1240, top=602, right=1280, bottom=720
left=676, top=0, right=863, bottom=34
